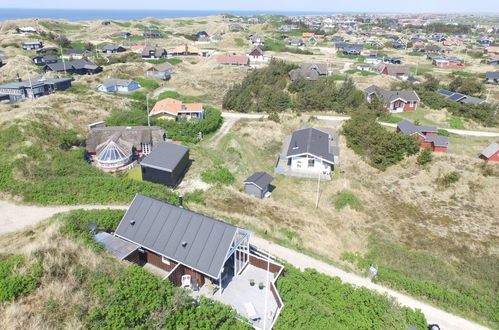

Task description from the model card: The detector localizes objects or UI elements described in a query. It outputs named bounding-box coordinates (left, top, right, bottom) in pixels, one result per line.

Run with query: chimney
left=178, top=195, right=183, bottom=208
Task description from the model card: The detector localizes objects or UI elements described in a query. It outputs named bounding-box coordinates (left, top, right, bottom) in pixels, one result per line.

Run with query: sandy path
left=0, top=199, right=489, bottom=329
left=0, top=200, right=127, bottom=235
left=221, top=112, right=499, bottom=137
left=251, top=236, right=489, bottom=330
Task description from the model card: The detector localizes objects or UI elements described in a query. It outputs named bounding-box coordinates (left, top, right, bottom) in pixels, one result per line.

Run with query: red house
left=480, top=143, right=499, bottom=162
left=397, top=120, right=448, bottom=152
left=364, top=85, right=419, bottom=113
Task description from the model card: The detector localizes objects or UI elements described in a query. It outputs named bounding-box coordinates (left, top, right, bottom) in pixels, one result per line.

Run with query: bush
left=334, top=190, right=361, bottom=210
left=0, top=255, right=39, bottom=302
left=60, top=209, right=125, bottom=249
left=342, top=110, right=420, bottom=170
left=435, top=171, right=460, bottom=188
left=201, top=166, right=235, bottom=185
left=354, top=237, right=499, bottom=328
left=417, top=147, right=433, bottom=165
left=275, top=265, right=427, bottom=329
left=154, top=106, right=223, bottom=143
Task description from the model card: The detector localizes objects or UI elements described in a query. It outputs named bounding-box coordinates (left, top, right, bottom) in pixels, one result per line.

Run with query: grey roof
left=0, top=76, right=72, bottom=89
left=364, top=85, right=419, bottom=103
left=486, top=72, right=499, bottom=81
left=45, top=60, right=99, bottom=71
left=425, top=135, right=449, bottom=147
left=438, top=89, right=486, bottom=104
left=460, top=96, right=486, bottom=104
left=100, top=78, right=136, bottom=88
left=115, top=194, right=239, bottom=279
left=94, top=232, right=139, bottom=260
left=244, top=172, right=274, bottom=190
left=86, top=126, right=165, bottom=153
left=140, top=141, right=189, bottom=172
left=289, top=63, right=328, bottom=81
left=63, top=49, right=91, bottom=56
left=102, top=45, right=124, bottom=51
left=286, top=128, right=335, bottom=163
left=397, top=120, right=437, bottom=135
left=481, top=142, right=499, bottom=158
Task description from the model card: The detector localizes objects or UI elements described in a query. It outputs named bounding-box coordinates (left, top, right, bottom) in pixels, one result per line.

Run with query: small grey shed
left=244, top=172, right=274, bottom=199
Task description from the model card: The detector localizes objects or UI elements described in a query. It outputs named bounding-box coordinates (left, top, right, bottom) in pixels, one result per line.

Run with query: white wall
left=289, top=155, right=331, bottom=174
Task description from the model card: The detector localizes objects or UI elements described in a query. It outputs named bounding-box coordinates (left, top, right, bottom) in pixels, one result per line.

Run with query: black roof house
left=43, top=60, right=102, bottom=75
left=140, top=141, right=189, bottom=187
left=244, top=172, right=274, bottom=199
left=286, top=128, right=337, bottom=164
left=115, top=194, right=244, bottom=279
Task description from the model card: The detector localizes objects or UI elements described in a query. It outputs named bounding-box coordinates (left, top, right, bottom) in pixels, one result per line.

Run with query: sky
left=1, top=0, right=498, bottom=14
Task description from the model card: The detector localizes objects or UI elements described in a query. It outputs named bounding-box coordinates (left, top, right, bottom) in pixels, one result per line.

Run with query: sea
left=0, top=8, right=354, bottom=22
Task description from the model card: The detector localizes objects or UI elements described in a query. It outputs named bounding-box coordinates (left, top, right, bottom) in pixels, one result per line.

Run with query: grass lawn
left=345, top=69, right=376, bottom=76
left=392, top=106, right=441, bottom=126
left=126, top=166, right=142, bottom=181
left=410, top=65, right=433, bottom=75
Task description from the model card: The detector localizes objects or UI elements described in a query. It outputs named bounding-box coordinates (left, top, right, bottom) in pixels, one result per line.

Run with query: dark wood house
left=140, top=141, right=189, bottom=187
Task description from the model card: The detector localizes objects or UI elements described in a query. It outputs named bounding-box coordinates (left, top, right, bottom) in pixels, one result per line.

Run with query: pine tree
left=417, top=146, right=433, bottom=165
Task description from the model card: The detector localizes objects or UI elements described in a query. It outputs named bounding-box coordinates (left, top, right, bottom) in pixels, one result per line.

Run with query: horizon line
left=0, top=8, right=498, bottom=15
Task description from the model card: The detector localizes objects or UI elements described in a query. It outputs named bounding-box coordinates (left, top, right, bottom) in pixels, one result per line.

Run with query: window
left=141, top=143, right=151, bottom=155
left=296, top=161, right=302, bottom=168
left=161, top=256, right=170, bottom=265
left=308, top=159, right=315, bottom=167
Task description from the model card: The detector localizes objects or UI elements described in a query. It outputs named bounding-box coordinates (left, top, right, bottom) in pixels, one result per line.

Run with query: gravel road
left=0, top=200, right=489, bottom=329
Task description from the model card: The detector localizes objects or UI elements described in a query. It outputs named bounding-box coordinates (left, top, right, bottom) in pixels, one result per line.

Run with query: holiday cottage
left=364, top=85, right=419, bottom=112
left=150, top=98, right=204, bottom=121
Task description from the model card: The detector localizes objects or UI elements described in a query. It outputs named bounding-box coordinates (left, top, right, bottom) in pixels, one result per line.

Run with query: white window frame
left=161, top=256, right=170, bottom=265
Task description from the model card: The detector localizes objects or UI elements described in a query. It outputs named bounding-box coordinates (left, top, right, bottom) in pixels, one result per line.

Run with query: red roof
left=150, top=98, right=203, bottom=116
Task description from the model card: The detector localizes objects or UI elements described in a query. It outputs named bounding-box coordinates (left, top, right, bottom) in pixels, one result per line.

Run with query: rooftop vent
left=181, top=241, right=187, bottom=247
left=130, top=220, right=135, bottom=225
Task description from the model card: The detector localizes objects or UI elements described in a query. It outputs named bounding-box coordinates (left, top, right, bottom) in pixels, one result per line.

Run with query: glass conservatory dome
left=96, top=140, right=132, bottom=169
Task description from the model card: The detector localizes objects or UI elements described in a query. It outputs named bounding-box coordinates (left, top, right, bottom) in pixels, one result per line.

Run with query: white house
left=275, top=128, right=339, bottom=179
left=246, top=47, right=266, bottom=62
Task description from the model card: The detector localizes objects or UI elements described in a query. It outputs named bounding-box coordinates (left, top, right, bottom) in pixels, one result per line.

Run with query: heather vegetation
left=0, top=121, right=178, bottom=205
left=275, top=265, right=427, bottom=329
left=342, top=237, right=499, bottom=328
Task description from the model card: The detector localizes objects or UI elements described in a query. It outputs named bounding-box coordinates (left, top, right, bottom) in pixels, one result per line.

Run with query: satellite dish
left=89, top=222, right=97, bottom=233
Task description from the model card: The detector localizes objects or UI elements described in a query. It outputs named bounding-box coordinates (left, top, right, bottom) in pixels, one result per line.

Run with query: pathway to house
left=0, top=199, right=489, bottom=329
left=221, top=112, right=499, bottom=137
left=250, top=236, right=489, bottom=330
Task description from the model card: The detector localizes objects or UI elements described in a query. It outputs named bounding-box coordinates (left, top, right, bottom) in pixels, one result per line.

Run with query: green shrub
left=355, top=237, right=499, bottom=328
left=60, top=209, right=125, bottom=249
left=435, top=171, right=460, bottom=188
left=334, top=190, right=361, bottom=210
left=201, top=166, right=235, bottom=185
left=342, top=110, right=421, bottom=170
left=275, top=265, right=427, bottom=329
left=417, top=147, right=433, bottom=165
left=447, top=116, right=465, bottom=129
left=0, top=255, right=39, bottom=302
left=183, top=189, right=206, bottom=206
